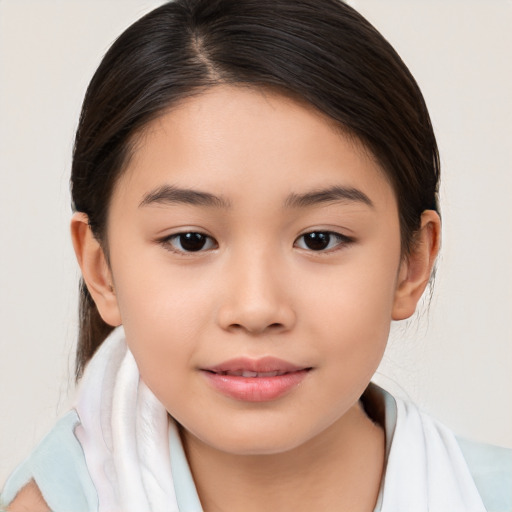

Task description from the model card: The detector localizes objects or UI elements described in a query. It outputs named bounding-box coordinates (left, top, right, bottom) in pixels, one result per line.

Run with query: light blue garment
left=0, top=412, right=97, bottom=512
left=1, top=387, right=511, bottom=511
left=0, top=410, right=202, bottom=512
left=457, top=437, right=512, bottom=512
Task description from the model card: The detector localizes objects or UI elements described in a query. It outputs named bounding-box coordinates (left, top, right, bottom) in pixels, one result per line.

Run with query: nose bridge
left=217, top=242, right=295, bottom=334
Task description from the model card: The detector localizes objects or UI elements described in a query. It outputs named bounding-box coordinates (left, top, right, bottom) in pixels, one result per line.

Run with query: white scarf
left=74, top=327, right=179, bottom=512
left=74, top=328, right=486, bottom=512
left=377, top=394, right=487, bottom=511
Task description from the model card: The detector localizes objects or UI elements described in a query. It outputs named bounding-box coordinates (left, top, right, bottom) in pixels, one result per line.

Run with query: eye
left=163, top=232, right=217, bottom=253
left=294, top=231, right=352, bottom=252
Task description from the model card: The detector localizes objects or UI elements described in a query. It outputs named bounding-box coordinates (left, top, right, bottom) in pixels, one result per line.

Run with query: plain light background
left=0, top=0, right=511, bottom=484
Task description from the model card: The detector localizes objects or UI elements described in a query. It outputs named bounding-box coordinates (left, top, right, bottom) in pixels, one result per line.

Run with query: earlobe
left=392, top=210, right=441, bottom=321
left=70, top=212, right=122, bottom=327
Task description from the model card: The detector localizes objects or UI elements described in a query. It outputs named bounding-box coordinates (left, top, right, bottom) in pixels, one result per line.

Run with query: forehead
left=113, top=85, right=395, bottom=211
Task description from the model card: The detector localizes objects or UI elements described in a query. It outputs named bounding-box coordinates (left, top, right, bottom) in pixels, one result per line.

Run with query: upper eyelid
left=160, top=228, right=215, bottom=241
left=159, top=229, right=352, bottom=240
left=164, top=230, right=212, bottom=238
left=299, top=223, right=353, bottom=233
left=295, top=230, right=353, bottom=241
left=161, top=228, right=349, bottom=236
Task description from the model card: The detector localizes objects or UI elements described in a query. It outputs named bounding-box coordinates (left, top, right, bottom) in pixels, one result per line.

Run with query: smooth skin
left=10, top=86, right=440, bottom=511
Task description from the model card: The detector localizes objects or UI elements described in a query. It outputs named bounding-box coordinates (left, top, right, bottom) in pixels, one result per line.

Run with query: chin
left=183, top=419, right=313, bottom=456
left=216, top=436, right=306, bottom=456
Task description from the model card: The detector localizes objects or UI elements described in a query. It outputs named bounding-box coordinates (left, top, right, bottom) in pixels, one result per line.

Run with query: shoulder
left=457, top=436, right=512, bottom=512
left=0, top=411, right=98, bottom=512
left=5, top=480, right=50, bottom=512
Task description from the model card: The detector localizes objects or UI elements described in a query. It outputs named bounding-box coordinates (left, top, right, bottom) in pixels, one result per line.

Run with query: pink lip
left=201, top=357, right=311, bottom=402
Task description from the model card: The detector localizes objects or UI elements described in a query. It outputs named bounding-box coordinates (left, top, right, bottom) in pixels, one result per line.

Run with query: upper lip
left=204, top=357, right=309, bottom=375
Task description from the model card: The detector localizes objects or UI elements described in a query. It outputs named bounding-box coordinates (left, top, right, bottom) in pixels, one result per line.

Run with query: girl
left=1, top=0, right=510, bottom=510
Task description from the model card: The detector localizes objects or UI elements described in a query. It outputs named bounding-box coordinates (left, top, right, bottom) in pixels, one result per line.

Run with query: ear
left=392, top=210, right=441, bottom=321
left=70, top=212, right=122, bottom=327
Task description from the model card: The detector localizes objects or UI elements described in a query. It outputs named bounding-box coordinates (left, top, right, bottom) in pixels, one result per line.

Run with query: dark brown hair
left=71, top=0, right=440, bottom=379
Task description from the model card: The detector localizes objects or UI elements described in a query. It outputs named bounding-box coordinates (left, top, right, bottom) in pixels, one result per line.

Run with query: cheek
left=112, top=257, right=236, bottom=410
left=304, top=256, right=399, bottom=331
left=112, top=269, right=203, bottom=383
left=301, top=253, right=399, bottom=372
left=114, top=246, right=216, bottom=330
left=310, top=295, right=390, bottom=382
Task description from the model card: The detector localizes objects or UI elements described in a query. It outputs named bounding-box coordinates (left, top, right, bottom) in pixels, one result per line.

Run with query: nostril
left=227, top=322, right=284, bottom=334
left=218, top=301, right=296, bottom=334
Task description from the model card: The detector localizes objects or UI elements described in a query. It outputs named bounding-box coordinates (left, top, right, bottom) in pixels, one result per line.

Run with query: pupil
left=305, top=232, right=330, bottom=250
left=180, top=233, right=206, bottom=251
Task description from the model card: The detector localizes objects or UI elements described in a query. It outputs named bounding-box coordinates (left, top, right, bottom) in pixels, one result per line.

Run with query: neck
left=181, top=400, right=385, bottom=512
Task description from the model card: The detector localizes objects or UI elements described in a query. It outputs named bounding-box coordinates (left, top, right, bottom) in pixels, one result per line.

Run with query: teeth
left=219, top=370, right=285, bottom=377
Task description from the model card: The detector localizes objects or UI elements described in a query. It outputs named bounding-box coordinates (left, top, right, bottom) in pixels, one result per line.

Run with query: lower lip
left=202, top=370, right=310, bottom=402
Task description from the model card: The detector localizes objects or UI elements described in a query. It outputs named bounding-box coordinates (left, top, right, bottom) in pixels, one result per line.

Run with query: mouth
left=201, top=357, right=312, bottom=402
left=206, top=369, right=296, bottom=377
left=204, top=356, right=309, bottom=375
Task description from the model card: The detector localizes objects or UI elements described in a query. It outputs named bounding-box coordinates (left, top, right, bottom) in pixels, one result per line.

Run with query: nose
left=216, top=250, right=296, bottom=335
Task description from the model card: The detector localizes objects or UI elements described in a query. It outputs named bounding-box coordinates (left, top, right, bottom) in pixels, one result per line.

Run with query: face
left=105, top=86, right=404, bottom=455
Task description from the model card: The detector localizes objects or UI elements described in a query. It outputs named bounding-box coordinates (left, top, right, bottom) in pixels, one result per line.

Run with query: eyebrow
left=284, top=185, right=374, bottom=209
left=139, top=184, right=373, bottom=210
left=139, top=185, right=232, bottom=209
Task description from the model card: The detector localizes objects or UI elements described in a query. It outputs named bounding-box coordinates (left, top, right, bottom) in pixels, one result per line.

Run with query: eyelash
left=160, top=232, right=217, bottom=254
left=294, top=231, right=354, bottom=253
left=159, top=230, right=354, bottom=255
